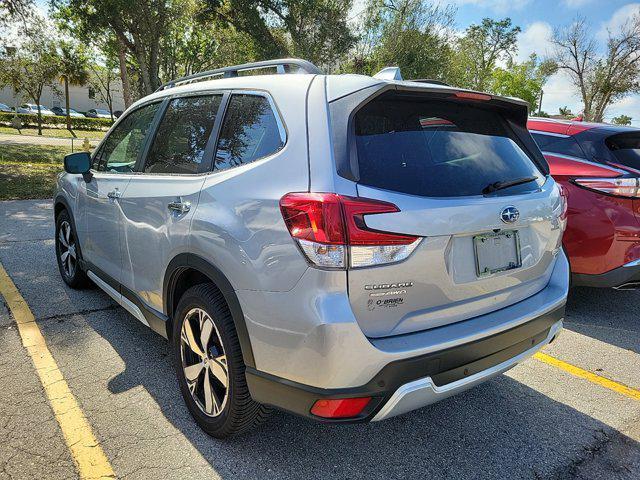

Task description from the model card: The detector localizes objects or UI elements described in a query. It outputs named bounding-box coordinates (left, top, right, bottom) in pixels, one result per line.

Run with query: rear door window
left=214, top=94, right=284, bottom=171
left=531, top=132, right=586, bottom=158
left=354, top=95, right=543, bottom=197
left=143, top=95, right=222, bottom=174
left=605, top=132, right=640, bottom=169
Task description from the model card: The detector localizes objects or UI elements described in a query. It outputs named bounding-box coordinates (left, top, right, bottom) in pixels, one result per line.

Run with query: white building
left=0, top=78, right=126, bottom=113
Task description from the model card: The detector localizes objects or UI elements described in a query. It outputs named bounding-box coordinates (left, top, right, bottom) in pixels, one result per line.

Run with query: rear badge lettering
left=369, top=289, right=407, bottom=297
left=365, top=282, right=413, bottom=291
left=365, top=282, right=411, bottom=310
left=377, top=297, right=404, bottom=308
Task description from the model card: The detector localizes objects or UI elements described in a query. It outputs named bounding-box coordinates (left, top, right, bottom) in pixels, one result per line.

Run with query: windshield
left=354, top=95, right=543, bottom=197
left=606, top=132, right=640, bottom=169
left=96, top=109, right=110, bottom=115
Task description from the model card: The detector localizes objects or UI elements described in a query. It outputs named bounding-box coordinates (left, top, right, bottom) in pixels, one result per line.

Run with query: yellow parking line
left=0, top=263, right=115, bottom=479
left=534, top=352, right=640, bottom=401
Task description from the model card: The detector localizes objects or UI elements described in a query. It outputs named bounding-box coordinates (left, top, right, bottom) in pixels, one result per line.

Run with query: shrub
left=0, top=112, right=113, bottom=131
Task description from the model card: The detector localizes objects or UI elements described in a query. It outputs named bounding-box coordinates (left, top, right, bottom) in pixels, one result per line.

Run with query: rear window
left=214, top=94, right=284, bottom=171
left=606, top=132, right=640, bottom=169
left=354, top=96, right=543, bottom=197
left=531, top=132, right=586, bottom=158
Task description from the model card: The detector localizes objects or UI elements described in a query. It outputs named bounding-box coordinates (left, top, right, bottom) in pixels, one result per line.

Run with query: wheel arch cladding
left=54, top=195, right=71, bottom=219
left=163, top=253, right=256, bottom=368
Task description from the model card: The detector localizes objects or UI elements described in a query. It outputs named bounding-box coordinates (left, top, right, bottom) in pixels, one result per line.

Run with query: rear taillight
left=280, top=193, right=421, bottom=269
left=573, top=177, right=640, bottom=198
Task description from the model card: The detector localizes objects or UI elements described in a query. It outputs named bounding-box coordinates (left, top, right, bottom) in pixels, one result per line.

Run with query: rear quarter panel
left=546, top=153, right=640, bottom=274
left=189, top=81, right=316, bottom=292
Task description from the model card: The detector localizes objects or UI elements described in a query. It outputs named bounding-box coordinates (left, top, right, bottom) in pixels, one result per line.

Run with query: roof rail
left=157, top=58, right=323, bottom=91
left=410, top=79, right=450, bottom=86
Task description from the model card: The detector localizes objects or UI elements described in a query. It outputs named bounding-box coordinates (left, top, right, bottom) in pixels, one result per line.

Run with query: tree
left=452, top=17, right=521, bottom=91
left=0, top=25, right=59, bottom=134
left=52, top=0, right=175, bottom=95
left=551, top=16, right=640, bottom=122
left=0, top=0, right=32, bottom=27
left=159, top=0, right=257, bottom=80
left=88, top=56, right=120, bottom=121
left=559, top=106, right=573, bottom=117
left=202, top=0, right=357, bottom=69
left=489, top=54, right=556, bottom=109
left=58, top=41, right=89, bottom=130
left=612, top=114, right=632, bottom=126
left=349, top=0, right=455, bottom=79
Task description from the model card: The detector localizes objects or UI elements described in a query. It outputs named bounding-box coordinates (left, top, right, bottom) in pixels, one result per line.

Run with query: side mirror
left=64, top=152, right=92, bottom=182
left=64, top=152, right=91, bottom=174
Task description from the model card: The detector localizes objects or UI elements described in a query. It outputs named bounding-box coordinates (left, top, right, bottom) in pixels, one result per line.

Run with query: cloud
left=446, top=0, right=532, bottom=14
left=562, top=0, right=593, bottom=7
left=598, top=3, right=640, bottom=40
left=540, top=71, right=582, bottom=116
left=606, top=95, right=640, bottom=126
left=516, top=21, right=555, bottom=62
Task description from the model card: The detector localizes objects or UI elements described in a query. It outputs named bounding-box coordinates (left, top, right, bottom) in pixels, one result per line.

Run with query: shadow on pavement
left=86, top=301, right=638, bottom=480
left=564, top=287, right=640, bottom=355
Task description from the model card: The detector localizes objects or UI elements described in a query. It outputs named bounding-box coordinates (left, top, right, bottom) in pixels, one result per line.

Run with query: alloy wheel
left=180, top=308, right=229, bottom=417
left=58, top=221, right=77, bottom=278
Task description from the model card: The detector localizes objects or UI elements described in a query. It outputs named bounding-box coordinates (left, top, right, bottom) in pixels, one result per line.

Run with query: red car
left=528, top=118, right=640, bottom=288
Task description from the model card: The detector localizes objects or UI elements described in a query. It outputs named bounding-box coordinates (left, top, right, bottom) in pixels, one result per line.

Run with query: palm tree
left=58, top=42, right=89, bottom=131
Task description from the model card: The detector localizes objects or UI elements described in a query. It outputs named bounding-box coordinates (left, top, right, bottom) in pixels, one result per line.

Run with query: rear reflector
left=310, top=397, right=371, bottom=418
left=280, top=193, right=421, bottom=269
left=573, top=177, right=640, bottom=198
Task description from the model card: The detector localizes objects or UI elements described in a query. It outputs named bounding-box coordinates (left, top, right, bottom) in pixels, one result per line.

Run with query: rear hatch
left=337, top=88, right=564, bottom=338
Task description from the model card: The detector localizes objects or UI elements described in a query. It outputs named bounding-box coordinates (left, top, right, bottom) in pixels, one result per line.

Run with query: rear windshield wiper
left=482, top=176, right=538, bottom=195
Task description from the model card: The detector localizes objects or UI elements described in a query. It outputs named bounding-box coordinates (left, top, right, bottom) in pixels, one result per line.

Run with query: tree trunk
left=149, top=39, right=160, bottom=91
left=64, top=76, right=71, bottom=131
left=35, top=103, right=42, bottom=135
left=136, top=48, right=153, bottom=96
left=117, top=39, right=132, bottom=108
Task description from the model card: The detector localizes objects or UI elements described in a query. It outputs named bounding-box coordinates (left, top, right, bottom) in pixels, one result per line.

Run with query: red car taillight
left=573, top=177, right=640, bottom=198
left=558, top=183, right=569, bottom=221
left=280, top=193, right=420, bottom=269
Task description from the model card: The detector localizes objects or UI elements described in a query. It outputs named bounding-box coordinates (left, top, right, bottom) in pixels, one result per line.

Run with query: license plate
left=473, top=230, right=521, bottom=277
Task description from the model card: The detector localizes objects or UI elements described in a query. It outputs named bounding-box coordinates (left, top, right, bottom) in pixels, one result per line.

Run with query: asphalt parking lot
left=1, top=199, right=639, bottom=480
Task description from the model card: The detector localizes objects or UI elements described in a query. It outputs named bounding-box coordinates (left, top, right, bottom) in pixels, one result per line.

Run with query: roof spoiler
left=373, top=67, right=403, bottom=81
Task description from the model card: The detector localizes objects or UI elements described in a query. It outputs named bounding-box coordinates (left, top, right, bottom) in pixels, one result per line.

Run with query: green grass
left=0, top=144, right=73, bottom=200
left=0, top=126, right=106, bottom=141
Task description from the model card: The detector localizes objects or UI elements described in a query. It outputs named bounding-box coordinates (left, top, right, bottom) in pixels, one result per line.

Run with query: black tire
left=55, top=210, right=91, bottom=289
left=173, top=283, right=271, bottom=438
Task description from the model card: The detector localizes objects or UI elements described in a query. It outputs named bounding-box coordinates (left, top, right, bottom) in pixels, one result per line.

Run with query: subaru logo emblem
left=501, top=206, right=519, bottom=224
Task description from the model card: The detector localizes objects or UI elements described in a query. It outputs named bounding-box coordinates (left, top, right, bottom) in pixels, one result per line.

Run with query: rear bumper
left=572, top=258, right=640, bottom=289
left=246, top=302, right=565, bottom=423
left=372, top=318, right=562, bottom=421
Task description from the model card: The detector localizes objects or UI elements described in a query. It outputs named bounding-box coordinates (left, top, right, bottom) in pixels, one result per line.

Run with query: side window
left=143, top=95, right=222, bottom=174
left=93, top=102, right=160, bottom=173
left=214, top=94, right=284, bottom=171
left=531, top=132, right=586, bottom=159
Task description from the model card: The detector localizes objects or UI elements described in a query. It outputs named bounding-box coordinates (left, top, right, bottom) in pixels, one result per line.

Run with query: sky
left=33, top=0, right=639, bottom=125
left=442, top=0, right=640, bottom=125
left=349, top=0, right=640, bottom=125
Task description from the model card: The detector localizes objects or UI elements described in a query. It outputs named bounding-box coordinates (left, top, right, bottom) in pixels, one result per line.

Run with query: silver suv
left=54, top=59, right=569, bottom=438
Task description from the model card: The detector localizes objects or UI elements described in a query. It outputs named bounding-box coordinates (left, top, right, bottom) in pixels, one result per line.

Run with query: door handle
left=168, top=198, right=191, bottom=214
left=107, top=188, right=122, bottom=199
